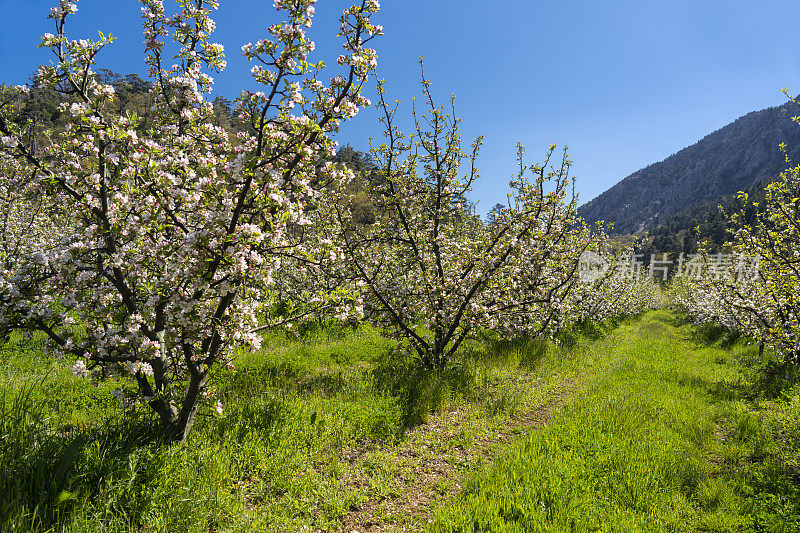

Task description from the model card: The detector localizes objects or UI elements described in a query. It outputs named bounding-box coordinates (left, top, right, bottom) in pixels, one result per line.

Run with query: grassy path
left=3, top=312, right=799, bottom=532
left=339, top=315, right=646, bottom=532
left=339, top=376, right=580, bottom=531
left=0, top=317, right=621, bottom=532
left=426, top=311, right=800, bottom=532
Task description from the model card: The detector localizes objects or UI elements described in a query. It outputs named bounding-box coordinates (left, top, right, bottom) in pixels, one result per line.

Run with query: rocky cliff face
left=578, top=100, right=800, bottom=235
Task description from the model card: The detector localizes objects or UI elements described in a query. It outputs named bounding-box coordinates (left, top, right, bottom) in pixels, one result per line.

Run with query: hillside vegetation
left=579, top=99, right=800, bottom=235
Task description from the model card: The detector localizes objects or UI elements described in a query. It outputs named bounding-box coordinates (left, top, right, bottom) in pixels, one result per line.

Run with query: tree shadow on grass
left=371, top=359, right=475, bottom=429
left=744, top=460, right=800, bottom=531
left=647, top=366, right=725, bottom=393
left=652, top=310, right=689, bottom=328
left=556, top=318, right=619, bottom=351
left=686, top=323, right=800, bottom=401
left=643, top=365, right=748, bottom=403
left=691, top=323, right=741, bottom=349
left=297, top=371, right=350, bottom=398
left=212, top=391, right=288, bottom=443
left=1, top=383, right=164, bottom=531
left=638, top=321, right=670, bottom=337
left=472, top=334, right=550, bottom=371
left=745, top=361, right=800, bottom=401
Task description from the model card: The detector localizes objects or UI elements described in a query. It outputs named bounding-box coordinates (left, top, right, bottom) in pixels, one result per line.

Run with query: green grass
left=0, top=319, right=608, bottom=532
left=2, top=313, right=799, bottom=532
left=428, top=310, right=800, bottom=532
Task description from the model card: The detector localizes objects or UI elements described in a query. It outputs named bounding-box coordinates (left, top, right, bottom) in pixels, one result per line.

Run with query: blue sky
left=2, top=0, right=800, bottom=216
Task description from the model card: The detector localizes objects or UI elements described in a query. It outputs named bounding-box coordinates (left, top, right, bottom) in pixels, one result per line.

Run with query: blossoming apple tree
left=729, top=161, right=800, bottom=362
left=560, top=247, right=664, bottom=328
left=331, top=68, right=591, bottom=370
left=0, top=0, right=381, bottom=442
left=667, top=145, right=800, bottom=364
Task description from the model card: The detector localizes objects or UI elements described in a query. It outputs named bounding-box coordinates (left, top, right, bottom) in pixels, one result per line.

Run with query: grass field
left=1, top=312, right=799, bottom=532
left=430, top=311, right=800, bottom=532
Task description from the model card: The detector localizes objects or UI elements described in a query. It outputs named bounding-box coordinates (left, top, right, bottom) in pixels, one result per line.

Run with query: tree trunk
left=161, top=400, right=201, bottom=444
left=149, top=370, right=206, bottom=444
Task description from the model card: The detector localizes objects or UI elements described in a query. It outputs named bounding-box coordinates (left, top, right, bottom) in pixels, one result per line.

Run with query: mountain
left=578, top=99, right=800, bottom=235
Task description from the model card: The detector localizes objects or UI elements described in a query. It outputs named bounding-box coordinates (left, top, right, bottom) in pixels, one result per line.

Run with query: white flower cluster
left=0, top=0, right=382, bottom=441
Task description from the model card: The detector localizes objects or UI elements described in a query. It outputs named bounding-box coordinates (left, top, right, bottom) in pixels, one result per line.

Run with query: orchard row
left=4, top=0, right=785, bottom=444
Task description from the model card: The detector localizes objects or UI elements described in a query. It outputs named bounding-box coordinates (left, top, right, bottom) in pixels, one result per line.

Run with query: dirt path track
left=338, top=376, right=579, bottom=532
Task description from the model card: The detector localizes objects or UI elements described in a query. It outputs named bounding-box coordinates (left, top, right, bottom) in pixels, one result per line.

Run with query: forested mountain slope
left=579, top=99, right=800, bottom=235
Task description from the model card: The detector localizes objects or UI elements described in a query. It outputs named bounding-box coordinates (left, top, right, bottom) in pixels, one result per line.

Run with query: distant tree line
left=1, top=70, right=239, bottom=155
